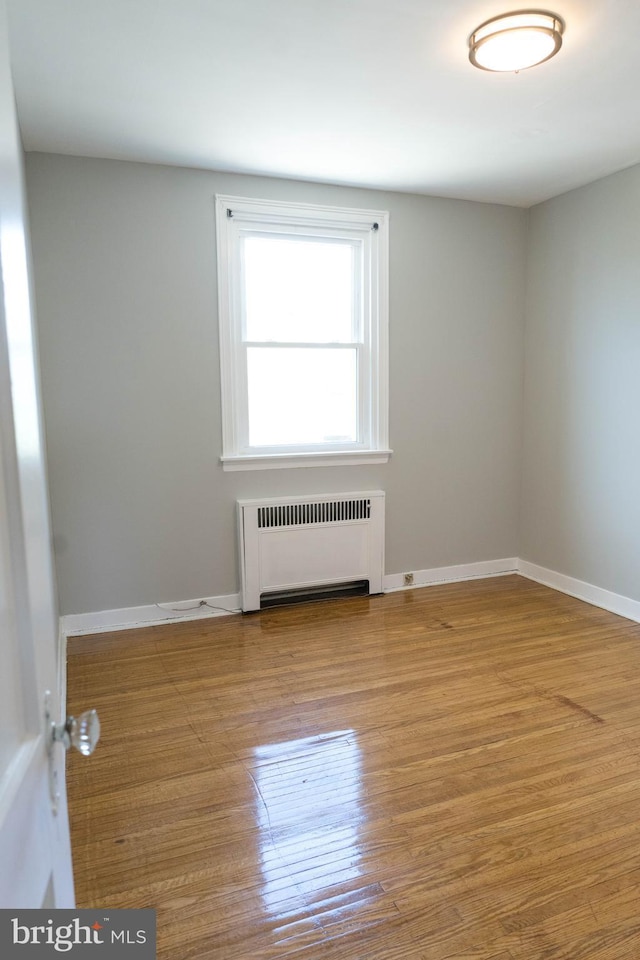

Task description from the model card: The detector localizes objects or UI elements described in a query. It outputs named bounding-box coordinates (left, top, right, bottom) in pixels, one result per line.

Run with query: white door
left=0, top=418, right=74, bottom=909
left=0, top=0, right=76, bottom=906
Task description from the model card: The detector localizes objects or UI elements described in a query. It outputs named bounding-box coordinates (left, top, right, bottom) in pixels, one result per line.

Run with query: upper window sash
left=239, top=231, right=363, bottom=346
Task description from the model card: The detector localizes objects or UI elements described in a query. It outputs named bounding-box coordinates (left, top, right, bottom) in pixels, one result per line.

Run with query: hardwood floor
left=66, top=575, right=640, bottom=959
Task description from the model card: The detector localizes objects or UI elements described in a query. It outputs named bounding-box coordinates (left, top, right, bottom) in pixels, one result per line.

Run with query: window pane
left=244, top=236, right=355, bottom=342
left=247, top=348, right=357, bottom=447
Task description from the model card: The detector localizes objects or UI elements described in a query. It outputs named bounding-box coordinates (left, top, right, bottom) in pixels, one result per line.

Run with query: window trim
left=215, top=194, right=390, bottom=470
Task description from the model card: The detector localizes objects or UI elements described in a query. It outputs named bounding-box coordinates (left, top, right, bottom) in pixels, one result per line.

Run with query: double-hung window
left=215, top=195, right=390, bottom=470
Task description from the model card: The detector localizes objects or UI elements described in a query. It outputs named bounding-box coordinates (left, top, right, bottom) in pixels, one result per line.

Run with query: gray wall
left=26, top=153, right=526, bottom=615
left=521, top=164, right=640, bottom=601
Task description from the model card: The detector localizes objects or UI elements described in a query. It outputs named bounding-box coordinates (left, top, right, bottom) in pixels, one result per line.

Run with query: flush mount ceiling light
left=469, top=10, right=564, bottom=72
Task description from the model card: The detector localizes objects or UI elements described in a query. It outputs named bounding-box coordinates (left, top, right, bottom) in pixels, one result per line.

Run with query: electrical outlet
left=403, top=572, right=414, bottom=586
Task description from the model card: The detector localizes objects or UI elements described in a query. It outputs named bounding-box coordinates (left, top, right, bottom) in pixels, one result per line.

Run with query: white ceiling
left=7, top=0, right=640, bottom=207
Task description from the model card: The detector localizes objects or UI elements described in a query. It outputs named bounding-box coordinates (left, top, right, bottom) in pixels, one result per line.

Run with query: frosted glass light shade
left=469, top=11, right=564, bottom=72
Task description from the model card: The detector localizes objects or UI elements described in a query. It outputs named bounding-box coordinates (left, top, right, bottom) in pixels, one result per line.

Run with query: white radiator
left=237, top=491, right=385, bottom=611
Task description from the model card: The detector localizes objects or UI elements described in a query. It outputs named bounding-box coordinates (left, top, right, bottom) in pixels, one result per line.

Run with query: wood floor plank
left=66, top=575, right=640, bottom=958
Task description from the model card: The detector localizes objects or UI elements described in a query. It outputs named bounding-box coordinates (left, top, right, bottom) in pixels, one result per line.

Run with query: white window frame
left=215, top=194, right=390, bottom=471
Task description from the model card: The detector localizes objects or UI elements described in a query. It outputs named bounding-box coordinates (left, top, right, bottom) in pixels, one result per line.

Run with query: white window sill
left=221, top=450, right=392, bottom=471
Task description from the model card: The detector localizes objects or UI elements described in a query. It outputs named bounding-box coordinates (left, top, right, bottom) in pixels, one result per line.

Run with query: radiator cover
left=238, top=491, right=385, bottom=611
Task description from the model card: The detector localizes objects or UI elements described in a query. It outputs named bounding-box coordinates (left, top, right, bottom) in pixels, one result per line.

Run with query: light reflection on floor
left=252, top=730, right=363, bottom=914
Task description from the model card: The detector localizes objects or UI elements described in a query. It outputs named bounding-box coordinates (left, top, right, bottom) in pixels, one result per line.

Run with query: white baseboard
left=517, top=560, right=640, bottom=624
left=60, top=558, right=640, bottom=641
left=383, top=557, right=519, bottom=593
left=60, top=562, right=519, bottom=640
left=384, top=557, right=640, bottom=625
left=61, top=593, right=242, bottom=638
